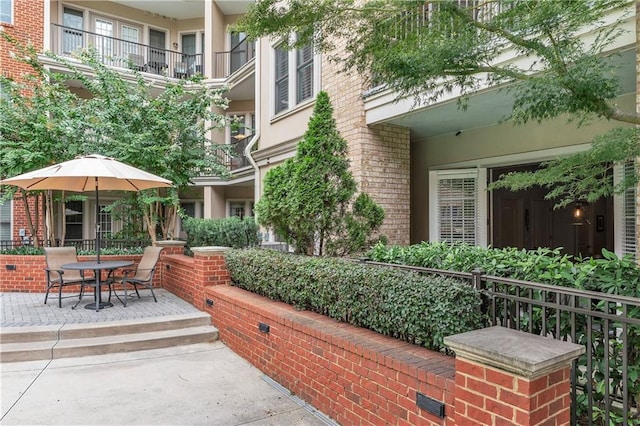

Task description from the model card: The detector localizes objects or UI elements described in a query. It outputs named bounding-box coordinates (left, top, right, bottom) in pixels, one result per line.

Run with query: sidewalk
left=1, top=342, right=335, bottom=425
left=1, top=291, right=338, bottom=425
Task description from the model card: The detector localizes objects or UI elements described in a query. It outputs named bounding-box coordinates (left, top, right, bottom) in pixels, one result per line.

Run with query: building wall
left=322, top=43, right=411, bottom=245
left=636, top=1, right=640, bottom=259
left=1, top=0, right=46, bottom=243
left=411, top=94, right=636, bottom=242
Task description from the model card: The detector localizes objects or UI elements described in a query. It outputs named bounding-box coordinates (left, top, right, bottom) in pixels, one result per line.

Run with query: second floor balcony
left=50, top=24, right=255, bottom=81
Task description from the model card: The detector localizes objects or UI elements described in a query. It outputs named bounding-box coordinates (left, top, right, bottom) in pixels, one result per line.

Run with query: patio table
left=61, top=260, right=133, bottom=312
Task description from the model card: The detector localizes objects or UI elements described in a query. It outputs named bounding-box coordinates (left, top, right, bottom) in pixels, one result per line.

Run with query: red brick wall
left=161, top=254, right=196, bottom=304
left=454, top=358, right=571, bottom=426
left=205, top=286, right=456, bottom=426
left=0, top=0, right=45, bottom=81
left=0, top=254, right=145, bottom=293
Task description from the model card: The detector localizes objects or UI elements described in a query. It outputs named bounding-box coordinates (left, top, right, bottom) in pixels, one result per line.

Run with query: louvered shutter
left=296, top=44, right=314, bottom=103
left=274, top=46, right=289, bottom=114
left=614, top=162, right=637, bottom=258
left=0, top=199, right=11, bottom=240
left=429, top=169, right=487, bottom=246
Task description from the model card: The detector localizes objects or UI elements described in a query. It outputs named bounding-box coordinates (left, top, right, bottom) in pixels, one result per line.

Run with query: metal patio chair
left=44, top=247, right=95, bottom=308
left=115, top=246, right=163, bottom=306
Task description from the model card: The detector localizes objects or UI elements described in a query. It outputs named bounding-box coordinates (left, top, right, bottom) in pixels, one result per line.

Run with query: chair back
left=133, top=246, right=163, bottom=282
left=44, top=247, right=84, bottom=282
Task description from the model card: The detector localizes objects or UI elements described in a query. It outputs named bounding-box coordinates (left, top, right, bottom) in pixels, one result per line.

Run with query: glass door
left=148, top=29, right=167, bottom=74
left=62, top=7, right=83, bottom=54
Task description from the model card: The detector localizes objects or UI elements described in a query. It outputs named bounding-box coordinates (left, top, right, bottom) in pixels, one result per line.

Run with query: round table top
left=61, top=260, right=134, bottom=270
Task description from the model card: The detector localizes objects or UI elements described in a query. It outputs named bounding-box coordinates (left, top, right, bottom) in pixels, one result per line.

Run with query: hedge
left=182, top=216, right=260, bottom=249
left=225, top=248, right=484, bottom=352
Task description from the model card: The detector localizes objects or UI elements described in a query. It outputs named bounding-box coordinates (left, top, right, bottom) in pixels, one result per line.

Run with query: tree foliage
left=255, top=91, right=385, bottom=255
left=236, top=0, right=639, bottom=206
left=0, top=32, right=232, bottom=242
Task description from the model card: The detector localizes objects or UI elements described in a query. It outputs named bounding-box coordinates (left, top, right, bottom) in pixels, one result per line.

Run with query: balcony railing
left=51, top=24, right=203, bottom=79
left=213, top=37, right=255, bottom=79
left=216, top=135, right=254, bottom=171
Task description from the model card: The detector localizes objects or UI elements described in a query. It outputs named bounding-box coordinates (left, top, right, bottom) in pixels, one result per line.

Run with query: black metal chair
left=116, top=246, right=163, bottom=306
left=44, top=247, right=94, bottom=308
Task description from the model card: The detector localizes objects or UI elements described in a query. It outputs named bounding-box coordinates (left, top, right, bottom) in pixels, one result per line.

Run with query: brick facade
left=322, top=43, right=411, bottom=245
left=1, top=0, right=46, bottom=243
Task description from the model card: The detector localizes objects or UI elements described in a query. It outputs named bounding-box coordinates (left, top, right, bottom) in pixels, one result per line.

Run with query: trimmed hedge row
left=182, top=216, right=260, bottom=249
left=366, top=241, right=640, bottom=296
left=225, top=248, right=484, bottom=352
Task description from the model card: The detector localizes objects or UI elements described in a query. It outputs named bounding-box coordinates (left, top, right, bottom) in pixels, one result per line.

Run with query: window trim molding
left=429, top=168, right=487, bottom=246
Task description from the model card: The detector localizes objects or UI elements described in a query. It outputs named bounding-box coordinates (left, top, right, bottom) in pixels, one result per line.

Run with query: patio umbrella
left=0, top=154, right=172, bottom=262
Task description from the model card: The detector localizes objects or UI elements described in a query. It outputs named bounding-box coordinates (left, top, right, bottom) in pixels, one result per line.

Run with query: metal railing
left=0, top=238, right=150, bottom=252
left=51, top=24, right=204, bottom=79
left=213, top=37, right=255, bottom=79
left=213, top=135, right=254, bottom=172
left=361, top=260, right=640, bottom=425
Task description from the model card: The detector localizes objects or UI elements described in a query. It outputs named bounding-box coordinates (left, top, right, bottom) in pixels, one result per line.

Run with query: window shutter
left=274, top=46, right=289, bottom=113
left=296, top=44, right=314, bottom=103
left=614, top=162, right=637, bottom=258
left=0, top=199, right=12, bottom=240
left=429, top=169, right=487, bottom=246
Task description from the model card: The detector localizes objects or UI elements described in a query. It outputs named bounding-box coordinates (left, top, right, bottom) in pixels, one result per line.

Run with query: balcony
left=213, top=37, right=255, bottom=79
left=217, top=135, right=254, bottom=171
left=50, top=24, right=255, bottom=81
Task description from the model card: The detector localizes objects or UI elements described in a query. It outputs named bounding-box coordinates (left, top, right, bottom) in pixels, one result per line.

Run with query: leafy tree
left=0, top=33, right=232, bottom=244
left=236, top=0, right=639, bottom=206
left=255, top=91, right=385, bottom=255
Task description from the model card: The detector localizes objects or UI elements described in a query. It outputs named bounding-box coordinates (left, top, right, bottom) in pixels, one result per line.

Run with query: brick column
left=444, top=326, right=585, bottom=426
left=190, top=246, right=230, bottom=310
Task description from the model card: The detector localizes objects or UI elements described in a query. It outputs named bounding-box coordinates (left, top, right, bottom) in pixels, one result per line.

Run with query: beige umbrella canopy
left=1, top=154, right=173, bottom=261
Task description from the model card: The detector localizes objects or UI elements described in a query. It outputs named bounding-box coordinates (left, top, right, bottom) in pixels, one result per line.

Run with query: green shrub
left=366, top=241, right=640, bottom=295
left=182, top=216, right=260, bottom=249
left=0, top=246, right=44, bottom=255
left=225, top=248, right=484, bottom=352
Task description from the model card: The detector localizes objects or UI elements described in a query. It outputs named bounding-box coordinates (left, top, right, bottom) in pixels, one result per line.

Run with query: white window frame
left=227, top=199, right=254, bottom=219
left=0, top=0, right=13, bottom=24
left=613, top=162, right=637, bottom=258
left=429, top=168, right=487, bottom=246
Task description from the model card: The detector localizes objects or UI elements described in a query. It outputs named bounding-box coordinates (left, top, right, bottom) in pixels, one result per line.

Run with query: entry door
left=148, top=29, right=167, bottom=74
left=93, top=17, right=114, bottom=64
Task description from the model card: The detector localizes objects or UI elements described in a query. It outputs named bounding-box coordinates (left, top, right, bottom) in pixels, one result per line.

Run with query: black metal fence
left=0, top=238, right=150, bottom=252
left=51, top=24, right=203, bottom=79
left=361, top=260, right=640, bottom=425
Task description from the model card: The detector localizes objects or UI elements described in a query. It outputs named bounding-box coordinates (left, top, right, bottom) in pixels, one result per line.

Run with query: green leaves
left=225, top=248, right=484, bottom=351
left=256, top=91, right=384, bottom=255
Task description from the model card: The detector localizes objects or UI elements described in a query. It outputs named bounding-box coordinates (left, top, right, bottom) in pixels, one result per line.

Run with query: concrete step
left=0, top=312, right=218, bottom=363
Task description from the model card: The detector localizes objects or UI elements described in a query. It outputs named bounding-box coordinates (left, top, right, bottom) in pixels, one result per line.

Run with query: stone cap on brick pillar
left=154, top=240, right=186, bottom=248
left=443, top=326, right=585, bottom=379
left=191, top=246, right=230, bottom=256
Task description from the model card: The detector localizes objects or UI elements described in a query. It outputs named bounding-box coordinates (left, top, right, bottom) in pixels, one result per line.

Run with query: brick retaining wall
left=205, top=285, right=455, bottom=425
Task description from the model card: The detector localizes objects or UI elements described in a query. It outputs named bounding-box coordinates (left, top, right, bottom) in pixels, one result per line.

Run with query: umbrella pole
left=95, top=177, right=100, bottom=263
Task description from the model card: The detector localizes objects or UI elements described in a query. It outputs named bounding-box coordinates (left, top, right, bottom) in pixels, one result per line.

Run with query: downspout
left=245, top=36, right=261, bottom=225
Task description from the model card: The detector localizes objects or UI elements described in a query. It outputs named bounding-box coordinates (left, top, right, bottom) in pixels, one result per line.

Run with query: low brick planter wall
left=0, top=253, right=145, bottom=293
left=205, top=285, right=456, bottom=426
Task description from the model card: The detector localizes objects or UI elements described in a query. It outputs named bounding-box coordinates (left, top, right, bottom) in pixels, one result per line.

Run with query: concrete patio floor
left=0, top=291, right=338, bottom=426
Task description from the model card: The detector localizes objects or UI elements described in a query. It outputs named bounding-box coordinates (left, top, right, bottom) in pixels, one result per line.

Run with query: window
left=296, top=44, right=314, bottom=103
left=121, top=24, right=141, bottom=58
left=230, top=32, right=254, bottom=74
left=0, top=199, right=11, bottom=240
left=429, top=169, right=487, bottom=245
left=63, top=7, right=84, bottom=54
left=615, top=162, right=637, bottom=258
left=0, top=0, right=11, bottom=24
left=98, top=204, right=112, bottom=239
left=274, top=45, right=289, bottom=114
left=230, top=202, right=245, bottom=219
left=65, top=201, right=83, bottom=240
left=273, top=39, right=316, bottom=115
left=94, top=18, right=114, bottom=61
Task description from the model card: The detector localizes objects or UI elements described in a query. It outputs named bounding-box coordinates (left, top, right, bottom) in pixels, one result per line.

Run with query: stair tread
left=1, top=325, right=217, bottom=352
